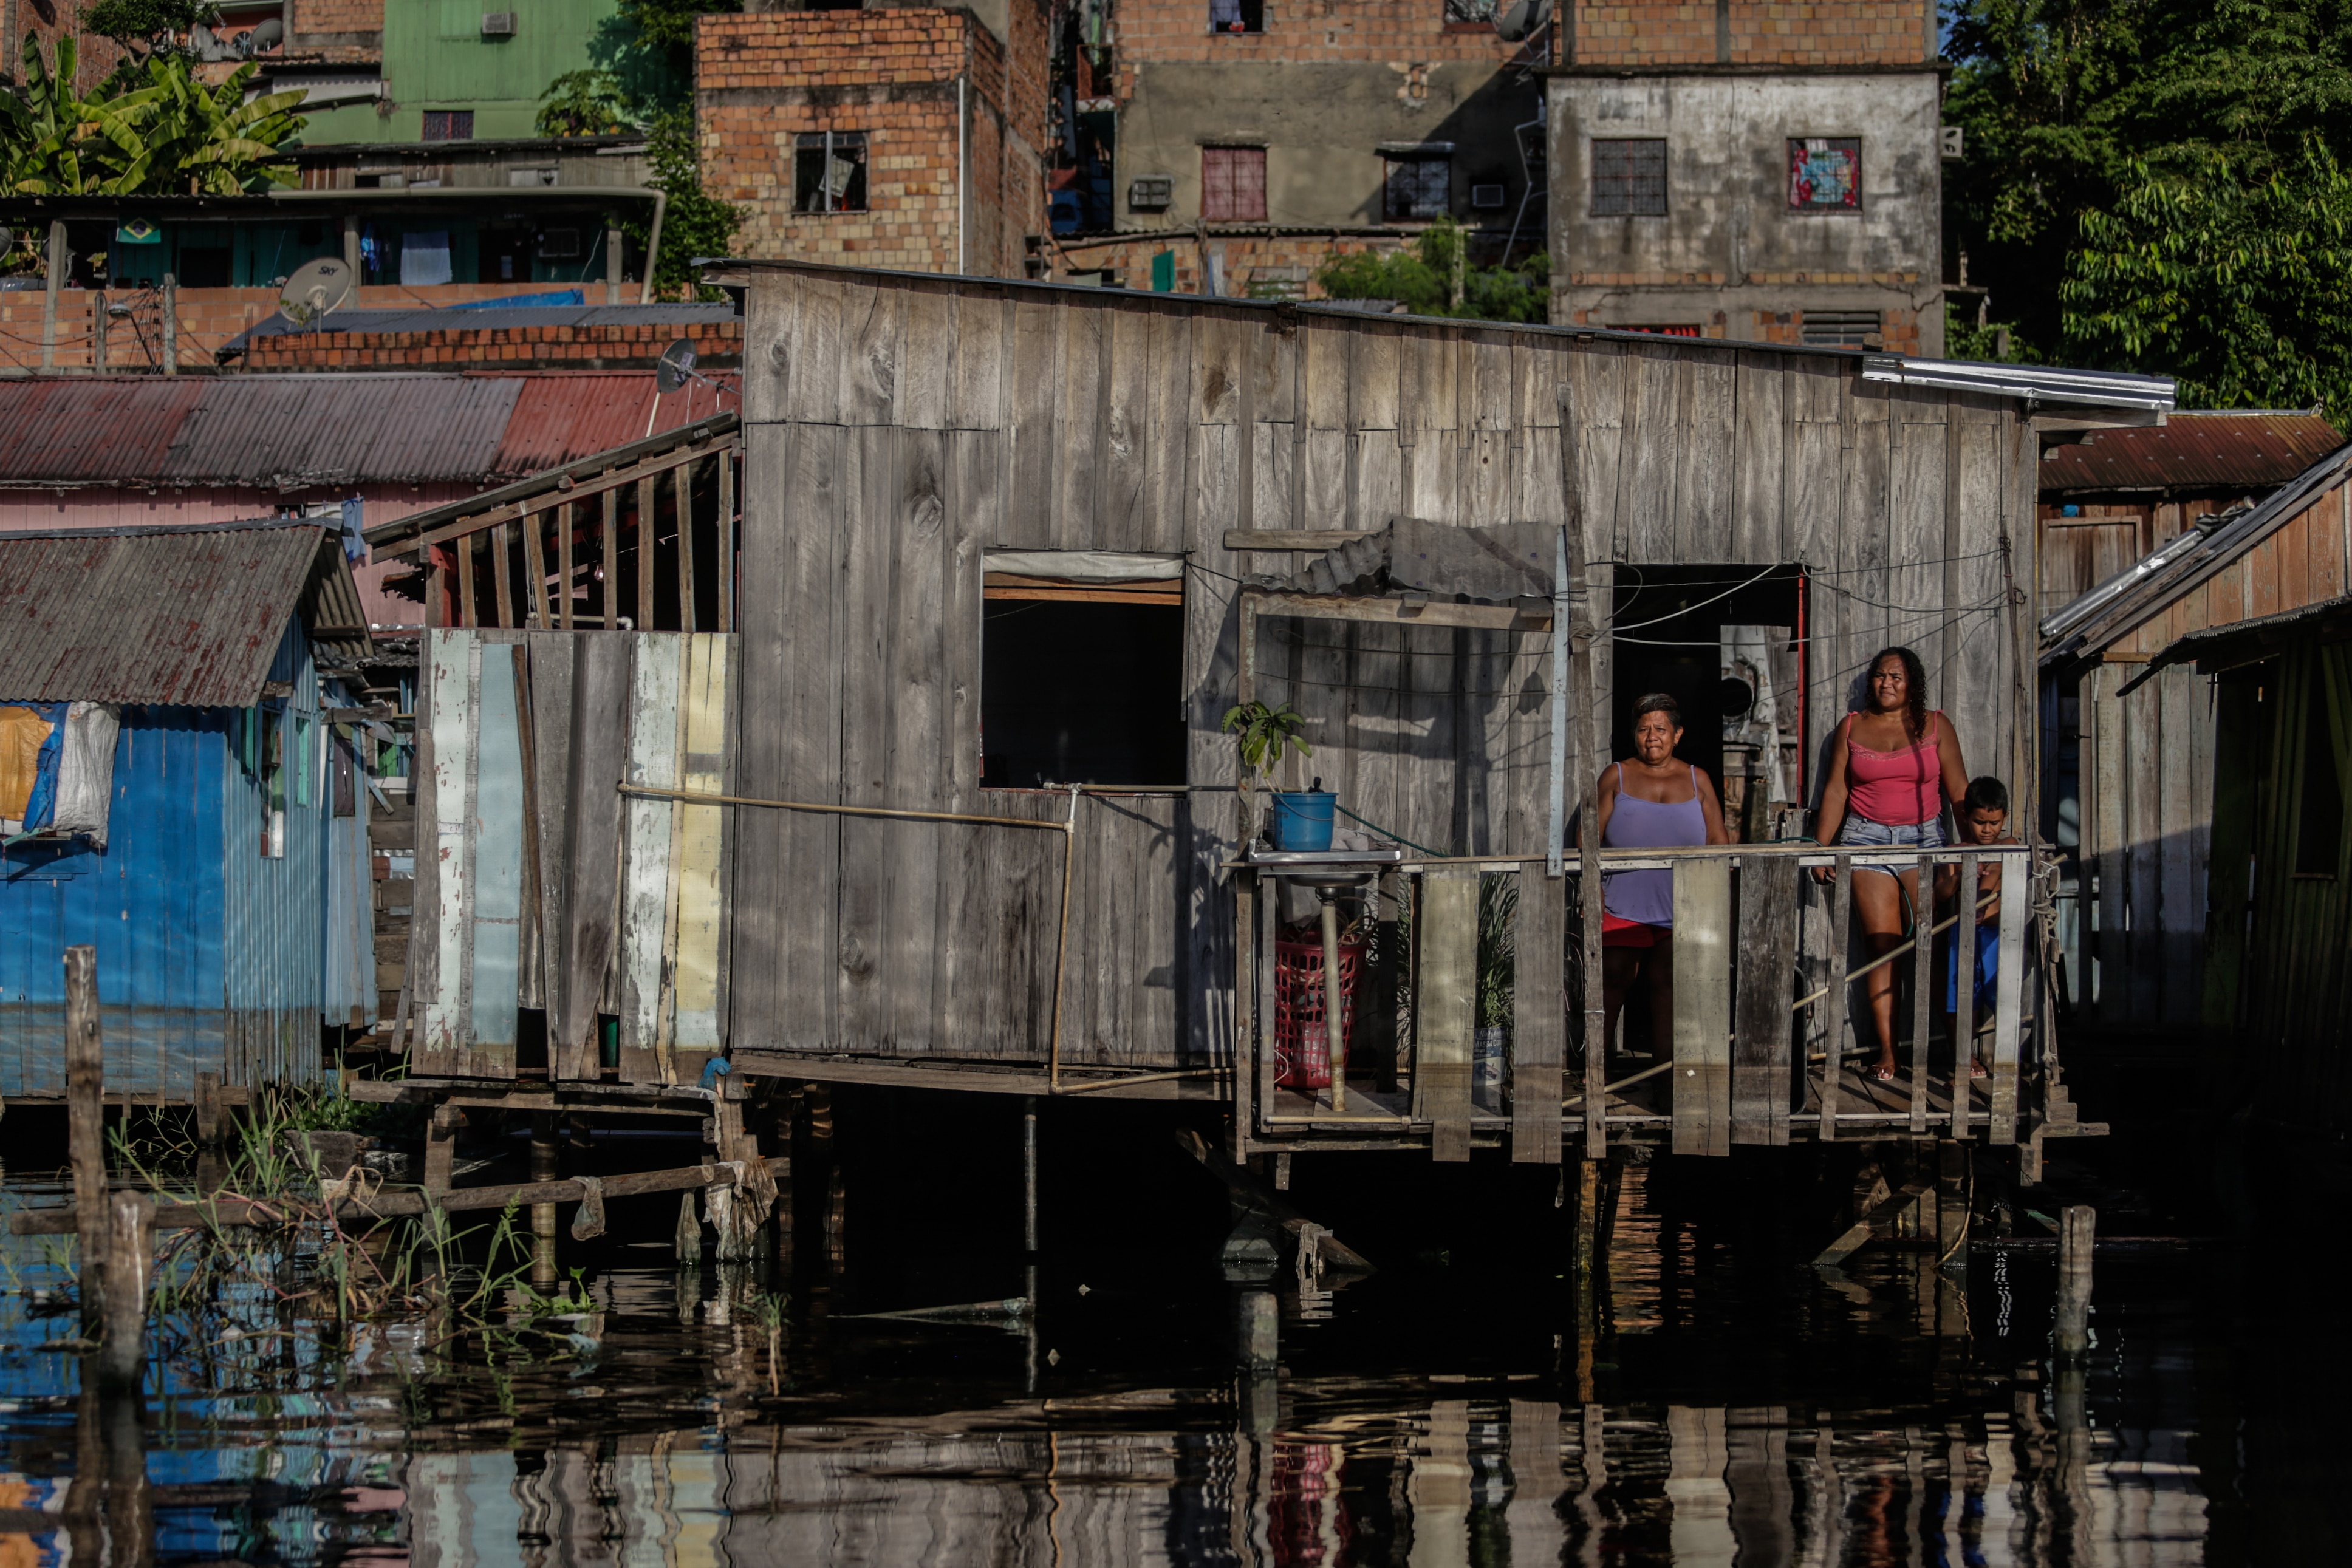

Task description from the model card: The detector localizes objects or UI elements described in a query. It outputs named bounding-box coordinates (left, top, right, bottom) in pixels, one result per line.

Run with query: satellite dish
left=248, top=16, right=284, bottom=52
left=1494, top=0, right=1551, bottom=42
left=655, top=338, right=697, bottom=395
left=279, top=256, right=354, bottom=328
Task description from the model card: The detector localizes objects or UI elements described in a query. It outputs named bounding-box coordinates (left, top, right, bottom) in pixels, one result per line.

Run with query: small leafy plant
left=1222, top=700, right=1311, bottom=781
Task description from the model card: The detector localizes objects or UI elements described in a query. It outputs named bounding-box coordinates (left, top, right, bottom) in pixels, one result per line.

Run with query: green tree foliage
left=536, top=69, right=640, bottom=138
left=624, top=107, right=742, bottom=300
left=2064, top=142, right=2352, bottom=424
left=82, top=0, right=220, bottom=80
left=1310, top=217, right=1550, bottom=322
left=1, top=33, right=304, bottom=195
left=1944, top=0, right=2352, bottom=410
left=617, top=0, right=737, bottom=56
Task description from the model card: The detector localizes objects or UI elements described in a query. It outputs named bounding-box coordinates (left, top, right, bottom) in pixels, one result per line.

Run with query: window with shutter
left=1201, top=147, right=1267, bottom=223
left=1590, top=138, right=1667, bottom=216
left=1383, top=157, right=1450, bottom=222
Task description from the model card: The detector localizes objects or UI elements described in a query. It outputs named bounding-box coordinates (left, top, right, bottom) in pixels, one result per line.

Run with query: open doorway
left=1610, top=564, right=1807, bottom=841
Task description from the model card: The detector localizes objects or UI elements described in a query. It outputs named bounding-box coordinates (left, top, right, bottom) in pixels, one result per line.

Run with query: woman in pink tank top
left=1811, top=646, right=1971, bottom=1082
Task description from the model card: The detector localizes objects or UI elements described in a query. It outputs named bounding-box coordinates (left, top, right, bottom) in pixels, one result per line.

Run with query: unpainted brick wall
left=697, top=9, right=1044, bottom=278
left=243, top=319, right=744, bottom=371
left=1048, top=231, right=1413, bottom=297
left=0, top=282, right=604, bottom=373
left=1569, top=1, right=1934, bottom=67
left=1110, top=0, right=1518, bottom=70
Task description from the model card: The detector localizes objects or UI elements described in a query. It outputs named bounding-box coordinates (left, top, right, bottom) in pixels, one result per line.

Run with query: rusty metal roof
left=0, top=372, right=742, bottom=492
left=497, top=374, right=740, bottom=474
left=2039, top=410, right=2343, bottom=496
left=0, top=520, right=370, bottom=704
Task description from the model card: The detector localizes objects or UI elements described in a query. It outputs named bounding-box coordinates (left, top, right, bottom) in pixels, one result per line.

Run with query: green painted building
left=289, top=0, right=625, bottom=145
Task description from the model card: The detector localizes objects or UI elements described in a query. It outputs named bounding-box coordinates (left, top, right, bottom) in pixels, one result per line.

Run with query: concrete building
left=694, top=4, right=1051, bottom=280
left=1055, top=0, right=1543, bottom=294
left=1545, top=2, right=1944, bottom=355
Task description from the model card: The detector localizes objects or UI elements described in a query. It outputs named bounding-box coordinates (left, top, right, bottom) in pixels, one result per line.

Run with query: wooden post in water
left=2054, top=1204, right=2095, bottom=1363
left=64, top=946, right=109, bottom=1336
left=194, top=1071, right=224, bottom=1146
left=1022, top=1096, right=1039, bottom=1254
left=97, top=1191, right=154, bottom=1390
left=1570, top=1155, right=1601, bottom=1400
left=530, top=1111, right=559, bottom=1287
left=423, top=1103, right=459, bottom=1193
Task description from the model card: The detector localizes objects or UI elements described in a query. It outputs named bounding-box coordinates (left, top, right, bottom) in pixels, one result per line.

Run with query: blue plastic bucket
left=1271, top=791, right=1337, bottom=851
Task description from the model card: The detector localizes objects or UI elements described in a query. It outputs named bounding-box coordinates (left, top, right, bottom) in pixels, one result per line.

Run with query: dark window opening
left=1590, top=138, right=1666, bottom=217
left=981, top=598, right=1187, bottom=788
left=1608, top=565, right=1807, bottom=840
left=1201, top=146, right=1265, bottom=222
left=174, top=236, right=232, bottom=288
left=795, top=131, right=869, bottom=214
left=477, top=227, right=529, bottom=282
left=2296, top=672, right=2342, bottom=876
left=1209, top=0, right=1263, bottom=32
left=422, top=109, right=474, bottom=143
left=1383, top=157, right=1450, bottom=222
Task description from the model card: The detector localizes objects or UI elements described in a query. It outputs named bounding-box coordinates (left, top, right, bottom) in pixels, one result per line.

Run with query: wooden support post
left=675, top=1190, right=703, bottom=1266
left=97, top=1192, right=154, bottom=1389
left=677, top=461, right=698, bottom=633
left=65, top=946, right=108, bottom=1334
left=1988, top=854, right=2026, bottom=1145
left=1909, top=854, right=1933, bottom=1134
left=558, top=503, right=576, bottom=630
left=637, top=474, right=657, bottom=632
left=194, top=1069, right=224, bottom=1146
left=1318, top=888, right=1347, bottom=1112
left=1174, top=1129, right=1374, bottom=1271
left=1236, top=1287, right=1278, bottom=1369
left=1952, top=851, right=1978, bottom=1139
left=2054, top=1204, right=2094, bottom=1363
left=1732, top=851, right=1797, bottom=1145
left=525, top=509, right=553, bottom=629
left=1513, top=866, right=1564, bottom=1165
left=456, top=539, right=478, bottom=630
left=1671, top=857, right=1732, bottom=1157
left=1937, top=1138, right=1969, bottom=1272
left=1369, top=867, right=1400, bottom=1090
left=530, top=1111, right=559, bottom=1287
left=825, top=1165, right=847, bottom=1270
left=1570, top=1155, right=1602, bottom=1400
left=601, top=489, right=620, bottom=627
left=717, top=445, right=736, bottom=632
left=1420, top=870, right=1477, bottom=1161
left=1232, top=871, right=1256, bottom=1159
left=1022, top=1095, right=1039, bottom=1253
left=423, top=1103, right=458, bottom=1193
left=491, top=522, right=516, bottom=629
left=1821, top=855, right=1851, bottom=1139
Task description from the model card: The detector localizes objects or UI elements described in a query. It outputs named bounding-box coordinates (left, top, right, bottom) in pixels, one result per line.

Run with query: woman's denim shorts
left=1838, top=814, right=1945, bottom=853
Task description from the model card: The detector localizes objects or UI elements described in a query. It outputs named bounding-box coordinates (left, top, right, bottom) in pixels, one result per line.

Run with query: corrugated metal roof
left=0, top=373, right=739, bottom=491
left=161, top=375, right=522, bottom=489
left=220, top=302, right=739, bottom=355
left=2042, top=438, right=2352, bottom=660
left=0, top=380, right=208, bottom=485
left=496, top=373, right=739, bottom=473
left=0, top=520, right=363, bottom=704
left=2040, top=410, right=2343, bottom=496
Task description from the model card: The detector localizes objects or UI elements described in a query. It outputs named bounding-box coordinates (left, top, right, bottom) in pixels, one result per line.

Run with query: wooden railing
left=1233, top=842, right=2041, bottom=1161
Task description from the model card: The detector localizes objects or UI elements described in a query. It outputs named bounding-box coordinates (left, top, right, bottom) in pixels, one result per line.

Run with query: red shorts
left=1602, top=913, right=1663, bottom=949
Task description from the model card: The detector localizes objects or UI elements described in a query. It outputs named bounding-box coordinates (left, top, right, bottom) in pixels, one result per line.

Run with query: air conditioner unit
left=1128, top=175, right=1172, bottom=211
left=481, top=12, right=516, bottom=35
left=1470, top=183, right=1506, bottom=210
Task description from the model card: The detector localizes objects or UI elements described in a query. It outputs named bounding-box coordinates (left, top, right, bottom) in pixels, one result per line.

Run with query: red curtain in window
left=1202, top=148, right=1266, bottom=223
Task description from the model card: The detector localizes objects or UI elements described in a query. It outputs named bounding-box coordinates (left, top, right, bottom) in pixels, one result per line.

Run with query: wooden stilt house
left=357, top=262, right=2179, bottom=1189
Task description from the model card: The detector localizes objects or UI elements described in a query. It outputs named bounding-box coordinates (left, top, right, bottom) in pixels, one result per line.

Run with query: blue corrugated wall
left=0, top=617, right=364, bottom=1099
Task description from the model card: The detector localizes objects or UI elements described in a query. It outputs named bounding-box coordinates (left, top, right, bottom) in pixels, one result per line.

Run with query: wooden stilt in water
left=97, top=1191, right=154, bottom=1391
left=530, top=1111, right=559, bottom=1287
left=64, top=946, right=109, bottom=1338
left=1570, top=1156, right=1602, bottom=1402
left=674, top=1190, right=703, bottom=1266
left=194, top=1070, right=224, bottom=1147
left=1022, top=1096, right=1039, bottom=1255
left=423, top=1103, right=458, bottom=1193
left=2054, top=1204, right=2094, bottom=1363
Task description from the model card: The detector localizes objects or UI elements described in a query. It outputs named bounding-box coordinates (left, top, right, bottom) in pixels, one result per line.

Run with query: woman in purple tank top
left=1580, top=694, right=1728, bottom=1065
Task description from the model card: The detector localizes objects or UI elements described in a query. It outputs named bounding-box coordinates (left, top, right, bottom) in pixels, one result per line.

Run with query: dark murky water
left=0, top=1076, right=2340, bottom=1565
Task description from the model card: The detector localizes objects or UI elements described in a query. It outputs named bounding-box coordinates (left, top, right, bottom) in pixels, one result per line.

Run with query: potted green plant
left=1223, top=700, right=1333, bottom=850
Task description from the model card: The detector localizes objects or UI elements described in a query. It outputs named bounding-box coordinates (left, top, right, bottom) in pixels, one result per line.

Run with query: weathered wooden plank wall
left=725, top=265, right=2036, bottom=1072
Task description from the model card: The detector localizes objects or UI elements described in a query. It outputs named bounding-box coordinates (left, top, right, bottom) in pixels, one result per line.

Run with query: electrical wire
left=1602, top=561, right=1783, bottom=633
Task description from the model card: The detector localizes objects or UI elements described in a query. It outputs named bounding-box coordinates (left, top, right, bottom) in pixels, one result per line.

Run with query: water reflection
left=0, top=1153, right=2253, bottom=1565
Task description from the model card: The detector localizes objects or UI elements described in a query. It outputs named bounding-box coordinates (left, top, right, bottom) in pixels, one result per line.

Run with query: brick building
left=1058, top=0, right=1543, bottom=296
left=1546, top=2, right=1946, bottom=354
left=696, top=4, right=1052, bottom=279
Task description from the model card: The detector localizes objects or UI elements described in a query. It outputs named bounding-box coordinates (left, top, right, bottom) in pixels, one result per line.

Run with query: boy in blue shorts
left=1937, top=776, right=2012, bottom=1081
